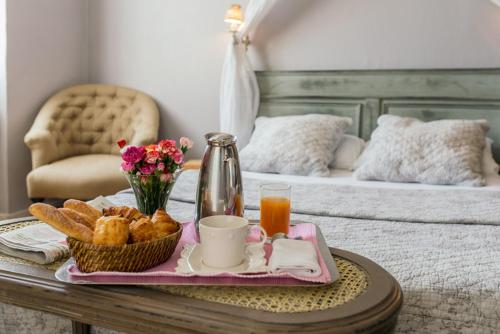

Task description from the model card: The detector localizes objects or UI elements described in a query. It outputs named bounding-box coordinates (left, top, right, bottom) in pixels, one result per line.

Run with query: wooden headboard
left=256, top=69, right=500, bottom=161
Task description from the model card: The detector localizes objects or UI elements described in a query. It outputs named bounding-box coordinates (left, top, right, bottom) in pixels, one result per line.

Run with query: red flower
left=117, top=139, right=127, bottom=148
left=158, top=139, right=177, bottom=155
left=145, top=150, right=160, bottom=164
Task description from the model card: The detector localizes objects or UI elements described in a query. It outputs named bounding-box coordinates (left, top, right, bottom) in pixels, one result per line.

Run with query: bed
left=161, top=69, right=500, bottom=333
left=2, top=69, right=500, bottom=333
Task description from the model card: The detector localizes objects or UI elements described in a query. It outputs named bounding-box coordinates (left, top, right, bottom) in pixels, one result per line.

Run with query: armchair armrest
left=24, top=129, right=52, bottom=148
left=24, top=129, right=57, bottom=169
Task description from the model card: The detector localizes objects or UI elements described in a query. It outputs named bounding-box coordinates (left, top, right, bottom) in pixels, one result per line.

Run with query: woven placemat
left=0, top=220, right=369, bottom=313
left=150, top=257, right=368, bottom=313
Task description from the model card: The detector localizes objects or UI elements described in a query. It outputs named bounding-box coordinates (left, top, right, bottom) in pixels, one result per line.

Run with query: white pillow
left=330, top=135, right=366, bottom=170
left=355, top=137, right=499, bottom=178
left=483, top=138, right=499, bottom=176
left=354, top=115, right=489, bottom=186
left=240, top=114, right=352, bottom=177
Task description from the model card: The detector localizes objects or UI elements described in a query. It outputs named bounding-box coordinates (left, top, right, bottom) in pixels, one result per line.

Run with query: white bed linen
left=244, top=169, right=500, bottom=191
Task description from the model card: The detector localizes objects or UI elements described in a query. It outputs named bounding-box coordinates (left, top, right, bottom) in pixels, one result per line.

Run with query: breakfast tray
left=55, top=222, right=339, bottom=287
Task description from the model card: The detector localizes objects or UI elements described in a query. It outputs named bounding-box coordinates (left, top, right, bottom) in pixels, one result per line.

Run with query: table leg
left=72, top=321, right=90, bottom=334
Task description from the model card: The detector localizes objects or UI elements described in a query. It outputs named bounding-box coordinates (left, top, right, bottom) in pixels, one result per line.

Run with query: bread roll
left=103, top=206, right=144, bottom=221
left=152, top=209, right=178, bottom=237
left=129, top=217, right=158, bottom=243
left=93, top=216, right=129, bottom=246
left=28, top=203, right=93, bottom=243
left=59, top=208, right=96, bottom=230
left=63, top=199, right=102, bottom=221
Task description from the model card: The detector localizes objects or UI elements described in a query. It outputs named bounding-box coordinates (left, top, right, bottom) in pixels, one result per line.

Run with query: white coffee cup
left=198, top=215, right=267, bottom=269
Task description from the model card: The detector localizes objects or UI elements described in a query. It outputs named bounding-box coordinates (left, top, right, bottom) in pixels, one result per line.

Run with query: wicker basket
left=67, top=223, right=182, bottom=273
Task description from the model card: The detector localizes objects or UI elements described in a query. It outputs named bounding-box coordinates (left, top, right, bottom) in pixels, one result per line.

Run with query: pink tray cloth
left=67, top=222, right=332, bottom=285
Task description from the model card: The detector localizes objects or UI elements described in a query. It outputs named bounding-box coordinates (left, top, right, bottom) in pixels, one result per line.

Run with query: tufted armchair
left=24, top=84, right=159, bottom=200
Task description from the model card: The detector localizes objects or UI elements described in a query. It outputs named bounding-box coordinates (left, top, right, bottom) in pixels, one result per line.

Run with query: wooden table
left=0, top=218, right=402, bottom=334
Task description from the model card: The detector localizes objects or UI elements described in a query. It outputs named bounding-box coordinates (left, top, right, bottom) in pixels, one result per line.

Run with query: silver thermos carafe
left=195, top=133, right=244, bottom=230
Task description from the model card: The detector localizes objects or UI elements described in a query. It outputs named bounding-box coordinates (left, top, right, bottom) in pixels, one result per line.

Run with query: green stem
left=126, top=173, right=179, bottom=215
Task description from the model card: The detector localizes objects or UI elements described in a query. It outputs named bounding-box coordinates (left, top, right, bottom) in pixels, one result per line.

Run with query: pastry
left=129, top=217, right=158, bottom=243
left=63, top=199, right=102, bottom=222
left=152, top=209, right=178, bottom=237
left=103, top=206, right=144, bottom=221
left=93, top=216, right=129, bottom=246
left=59, top=208, right=96, bottom=230
left=28, top=203, right=94, bottom=243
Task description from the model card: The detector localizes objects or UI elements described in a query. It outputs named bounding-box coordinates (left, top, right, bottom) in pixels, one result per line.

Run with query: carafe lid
left=205, top=132, right=237, bottom=146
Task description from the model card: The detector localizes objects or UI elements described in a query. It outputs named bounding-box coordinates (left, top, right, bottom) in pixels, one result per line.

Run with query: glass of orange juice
left=260, top=183, right=291, bottom=237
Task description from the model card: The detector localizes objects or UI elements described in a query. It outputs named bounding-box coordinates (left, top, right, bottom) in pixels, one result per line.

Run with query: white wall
left=88, top=0, right=235, bottom=158
left=250, top=0, right=500, bottom=70
left=0, top=0, right=88, bottom=215
left=88, top=0, right=500, bottom=158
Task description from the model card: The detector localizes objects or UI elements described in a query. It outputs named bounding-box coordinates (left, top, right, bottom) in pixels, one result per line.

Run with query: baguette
left=59, top=208, right=96, bottom=230
left=29, top=203, right=94, bottom=243
left=63, top=199, right=102, bottom=221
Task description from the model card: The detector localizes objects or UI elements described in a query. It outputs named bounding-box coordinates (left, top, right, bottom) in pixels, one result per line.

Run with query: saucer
left=175, top=243, right=267, bottom=275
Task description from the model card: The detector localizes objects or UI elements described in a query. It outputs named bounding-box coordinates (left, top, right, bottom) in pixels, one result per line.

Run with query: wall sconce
left=224, top=4, right=244, bottom=32
left=224, top=4, right=250, bottom=49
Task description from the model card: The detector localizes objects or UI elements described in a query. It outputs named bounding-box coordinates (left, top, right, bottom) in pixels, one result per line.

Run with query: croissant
left=129, top=217, right=158, bottom=243
left=93, top=216, right=130, bottom=246
left=103, top=206, right=144, bottom=221
left=29, top=203, right=94, bottom=243
left=152, top=209, right=179, bottom=237
left=64, top=199, right=102, bottom=222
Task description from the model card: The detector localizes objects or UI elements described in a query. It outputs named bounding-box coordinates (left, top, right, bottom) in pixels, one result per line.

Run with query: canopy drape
left=219, top=0, right=277, bottom=148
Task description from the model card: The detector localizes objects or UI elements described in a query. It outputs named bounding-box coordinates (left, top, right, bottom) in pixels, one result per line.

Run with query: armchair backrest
left=25, top=84, right=160, bottom=168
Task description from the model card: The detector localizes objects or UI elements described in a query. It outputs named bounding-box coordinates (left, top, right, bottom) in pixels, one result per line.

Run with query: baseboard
left=0, top=209, right=29, bottom=220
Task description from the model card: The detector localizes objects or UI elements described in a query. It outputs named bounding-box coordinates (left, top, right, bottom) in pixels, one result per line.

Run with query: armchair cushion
left=26, top=154, right=129, bottom=200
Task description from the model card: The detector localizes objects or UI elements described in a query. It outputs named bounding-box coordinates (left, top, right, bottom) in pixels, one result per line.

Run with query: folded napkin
left=0, top=224, right=68, bottom=264
left=268, top=239, right=322, bottom=278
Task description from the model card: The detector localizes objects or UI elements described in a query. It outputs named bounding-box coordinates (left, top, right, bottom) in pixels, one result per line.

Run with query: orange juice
left=260, top=196, right=290, bottom=236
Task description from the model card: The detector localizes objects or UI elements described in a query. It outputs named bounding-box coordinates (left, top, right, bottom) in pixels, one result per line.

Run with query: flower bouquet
left=119, top=137, right=193, bottom=215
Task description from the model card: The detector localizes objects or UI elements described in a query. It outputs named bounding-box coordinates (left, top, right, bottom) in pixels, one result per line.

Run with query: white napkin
left=268, top=239, right=322, bottom=277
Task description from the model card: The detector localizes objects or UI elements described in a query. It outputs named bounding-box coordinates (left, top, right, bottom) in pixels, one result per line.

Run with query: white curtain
left=219, top=0, right=277, bottom=148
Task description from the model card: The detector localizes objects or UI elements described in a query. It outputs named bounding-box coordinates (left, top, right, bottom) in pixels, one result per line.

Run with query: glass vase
left=125, top=172, right=180, bottom=215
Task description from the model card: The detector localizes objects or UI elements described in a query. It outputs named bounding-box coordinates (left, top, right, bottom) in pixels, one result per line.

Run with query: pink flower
left=180, top=137, right=193, bottom=149
left=158, top=140, right=177, bottom=155
left=121, top=161, right=135, bottom=172
left=145, top=150, right=160, bottom=164
left=140, top=175, right=149, bottom=184
left=172, top=149, right=184, bottom=164
left=160, top=173, right=172, bottom=183
left=140, top=164, right=156, bottom=175
left=157, top=162, right=165, bottom=171
left=122, top=146, right=145, bottom=163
